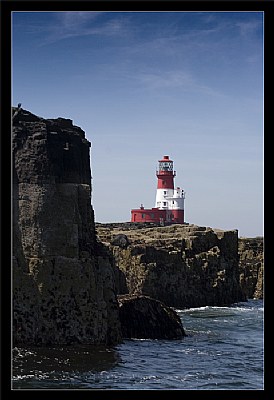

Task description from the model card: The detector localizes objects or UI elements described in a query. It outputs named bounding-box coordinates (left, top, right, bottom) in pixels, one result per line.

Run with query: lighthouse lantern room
left=131, top=155, right=185, bottom=224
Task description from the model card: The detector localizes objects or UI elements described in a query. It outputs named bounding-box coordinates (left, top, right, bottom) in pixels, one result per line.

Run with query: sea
left=12, top=299, right=264, bottom=390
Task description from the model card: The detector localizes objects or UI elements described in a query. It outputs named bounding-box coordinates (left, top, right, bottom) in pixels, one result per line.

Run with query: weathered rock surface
left=96, top=223, right=246, bottom=308
left=13, top=108, right=121, bottom=345
left=238, top=237, right=264, bottom=299
left=118, top=295, right=186, bottom=339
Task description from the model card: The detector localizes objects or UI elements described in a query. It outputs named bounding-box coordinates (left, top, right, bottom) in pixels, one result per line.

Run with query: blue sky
left=12, top=11, right=263, bottom=237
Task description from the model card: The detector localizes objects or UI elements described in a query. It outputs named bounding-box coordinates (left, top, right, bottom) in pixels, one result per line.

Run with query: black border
left=1, top=1, right=269, bottom=398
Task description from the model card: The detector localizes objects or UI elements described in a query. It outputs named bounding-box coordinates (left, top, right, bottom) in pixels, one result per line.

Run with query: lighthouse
left=131, top=155, right=185, bottom=224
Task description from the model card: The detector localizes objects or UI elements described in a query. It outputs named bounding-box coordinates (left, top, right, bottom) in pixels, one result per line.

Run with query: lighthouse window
left=164, top=191, right=167, bottom=195
left=142, top=214, right=145, bottom=219
left=159, top=161, right=173, bottom=171
left=163, top=202, right=167, bottom=206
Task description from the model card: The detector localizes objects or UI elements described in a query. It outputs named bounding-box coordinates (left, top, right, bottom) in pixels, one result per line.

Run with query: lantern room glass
left=159, top=161, right=173, bottom=171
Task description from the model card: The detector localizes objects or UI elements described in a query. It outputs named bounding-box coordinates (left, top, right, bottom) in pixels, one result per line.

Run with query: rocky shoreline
left=96, top=222, right=263, bottom=309
left=12, top=108, right=263, bottom=346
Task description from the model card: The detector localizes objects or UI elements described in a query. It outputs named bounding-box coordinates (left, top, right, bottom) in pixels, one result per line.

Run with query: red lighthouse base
left=131, top=206, right=184, bottom=224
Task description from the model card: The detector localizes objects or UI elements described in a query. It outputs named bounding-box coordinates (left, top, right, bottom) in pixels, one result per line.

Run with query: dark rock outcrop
left=238, top=237, right=264, bottom=299
left=13, top=108, right=122, bottom=345
left=118, top=295, right=186, bottom=339
left=96, top=223, right=246, bottom=309
left=111, top=234, right=130, bottom=248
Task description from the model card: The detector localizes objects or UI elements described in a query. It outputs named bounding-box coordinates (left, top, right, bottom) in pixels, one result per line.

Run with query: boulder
left=118, top=294, right=186, bottom=339
left=111, top=234, right=130, bottom=248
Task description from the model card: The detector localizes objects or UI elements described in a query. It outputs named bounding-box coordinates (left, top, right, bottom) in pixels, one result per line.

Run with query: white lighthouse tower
left=155, top=156, right=185, bottom=223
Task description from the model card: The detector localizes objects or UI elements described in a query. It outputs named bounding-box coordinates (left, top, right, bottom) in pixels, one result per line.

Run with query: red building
left=131, top=155, right=185, bottom=224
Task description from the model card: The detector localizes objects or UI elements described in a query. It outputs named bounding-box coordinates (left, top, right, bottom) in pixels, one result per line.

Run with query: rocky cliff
left=13, top=108, right=121, bottom=345
left=238, top=237, right=264, bottom=299
left=96, top=223, right=246, bottom=308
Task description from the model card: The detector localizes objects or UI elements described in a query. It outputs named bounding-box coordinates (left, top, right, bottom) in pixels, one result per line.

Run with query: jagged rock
left=118, top=294, right=185, bottom=339
left=96, top=223, right=246, bottom=308
left=13, top=108, right=122, bottom=346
